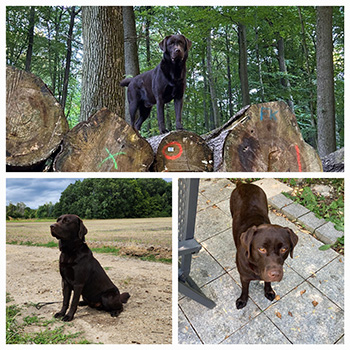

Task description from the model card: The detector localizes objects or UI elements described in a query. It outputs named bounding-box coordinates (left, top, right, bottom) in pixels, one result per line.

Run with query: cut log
left=148, top=130, right=213, bottom=172
left=6, top=66, right=69, bottom=169
left=212, top=101, right=323, bottom=172
left=53, top=108, right=154, bottom=172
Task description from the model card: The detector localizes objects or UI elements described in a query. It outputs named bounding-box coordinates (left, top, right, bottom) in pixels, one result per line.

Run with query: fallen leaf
left=288, top=311, right=293, bottom=317
left=300, top=289, right=306, bottom=296
left=276, top=311, right=282, bottom=319
left=275, top=295, right=281, bottom=301
left=312, top=301, right=318, bottom=307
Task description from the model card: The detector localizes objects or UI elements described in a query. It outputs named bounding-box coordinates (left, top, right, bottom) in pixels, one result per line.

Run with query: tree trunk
left=25, top=6, right=35, bottom=72
left=255, top=28, right=265, bottom=102
left=147, top=131, right=213, bottom=172
left=316, top=6, right=336, bottom=157
left=238, top=22, right=250, bottom=106
left=61, top=6, right=80, bottom=113
left=6, top=66, right=69, bottom=169
left=80, top=6, right=125, bottom=122
left=277, top=36, right=294, bottom=112
left=206, top=101, right=322, bottom=172
left=122, top=6, right=140, bottom=125
left=54, top=108, right=154, bottom=172
left=298, top=6, right=317, bottom=148
left=206, top=32, right=220, bottom=128
left=225, top=28, right=234, bottom=119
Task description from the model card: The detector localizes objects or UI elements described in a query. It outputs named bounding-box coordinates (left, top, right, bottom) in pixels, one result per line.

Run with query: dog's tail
left=120, top=292, right=130, bottom=304
left=120, top=78, right=132, bottom=87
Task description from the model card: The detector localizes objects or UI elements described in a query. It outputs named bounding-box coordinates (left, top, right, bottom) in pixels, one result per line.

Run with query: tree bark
left=6, top=66, right=69, bottom=169
left=147, top=131, right=213, bottom=172
left=238, top=22, right=250, bottom=106
left=206, top=32, right=220, bottom=128
left=61, top=6, right=80, bottom=113
left=205, top=101, right=322, bottom=172
left=316, top=6, right=336, bottom=157
left=122, top=6, right=140, bottom=124
left=25, top=6, right=35, bottom=72
left=298, top=6, right=317, bottom=148
left=277, top=36, right=294, bottom=112
left=80, top=6, right=125, bottom=122
left=225, top=28, right=234, bottom=119
left=54, top=108, right=154, bottom=172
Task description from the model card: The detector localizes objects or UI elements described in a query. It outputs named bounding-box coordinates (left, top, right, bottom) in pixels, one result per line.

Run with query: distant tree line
left=6, top=178, right=172, bottom=220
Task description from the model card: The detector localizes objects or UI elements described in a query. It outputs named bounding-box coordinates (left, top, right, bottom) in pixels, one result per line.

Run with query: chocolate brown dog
left=230, top=183, right=298, bottom=309
left=50, top=214, right=130, bottom=321
left=120, top=34, right=192, bottom=134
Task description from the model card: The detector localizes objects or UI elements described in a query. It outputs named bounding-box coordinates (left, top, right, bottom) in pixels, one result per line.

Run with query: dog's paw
left=236, top=298, right=247, bottom=309
left=265, top=290, right=276, bottom=301
left=62, top=314, right=74, bottom=322
left=54, top=311, right=65, bottom=318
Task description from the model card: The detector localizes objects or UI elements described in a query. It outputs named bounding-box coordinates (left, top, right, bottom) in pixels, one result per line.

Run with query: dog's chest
left=163, top=83, right=182, bottom=102
left=59, top=253, right=78, bottom=282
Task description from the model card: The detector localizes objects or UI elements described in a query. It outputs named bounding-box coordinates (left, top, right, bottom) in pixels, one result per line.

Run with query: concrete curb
left=268, top=193, right=343, bottom=245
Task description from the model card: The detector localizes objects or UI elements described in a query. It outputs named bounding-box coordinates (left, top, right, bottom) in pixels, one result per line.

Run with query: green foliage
left=6, top=6, right=344, bottom=146
left=283, top=179, right=344, bottom=232
left=6, top=299, right=88, bottom=344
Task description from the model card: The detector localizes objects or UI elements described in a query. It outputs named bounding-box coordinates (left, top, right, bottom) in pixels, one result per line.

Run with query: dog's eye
left=258, top=247, right=267, bottom=253
left=280, top=248, right=288, bottom=253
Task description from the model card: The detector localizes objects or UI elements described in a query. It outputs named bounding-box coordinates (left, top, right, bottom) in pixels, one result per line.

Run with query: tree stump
left=6, top=66, right=69, bottom=169
left=53, top=108, right=154, bottom=172
left=148, top=130, right=213, bottom=172
left=217, top=101, right=323, bottom=172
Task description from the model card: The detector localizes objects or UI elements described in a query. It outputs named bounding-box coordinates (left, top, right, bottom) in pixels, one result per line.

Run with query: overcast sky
left=6, top=178, right=172, bottom=209
left=6, top=178, right=84, bottom=209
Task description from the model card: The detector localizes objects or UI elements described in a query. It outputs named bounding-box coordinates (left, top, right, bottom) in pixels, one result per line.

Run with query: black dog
left=120, top=34, right=192, bottom=134
left=230, top=183, right=298, bottom=309
left=50, top=214, right=130, bottom=321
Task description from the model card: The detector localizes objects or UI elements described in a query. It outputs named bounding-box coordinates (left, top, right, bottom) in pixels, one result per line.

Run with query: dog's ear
left=185, top=38, right=192, bottom=50
left=240, top=226, right=257, bottom=259
left=284, top=227, right=298, bottom=258
left=159, top=36, right=171, bottom=52
left=78, top=218, right=88, bottom=241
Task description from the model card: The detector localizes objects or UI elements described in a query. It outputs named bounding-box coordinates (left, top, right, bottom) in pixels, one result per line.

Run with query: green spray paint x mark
left=98, top=148, right=126, bottom=170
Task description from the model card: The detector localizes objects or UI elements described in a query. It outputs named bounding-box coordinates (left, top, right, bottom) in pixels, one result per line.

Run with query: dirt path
left=6, top=244, right=172, bottom=344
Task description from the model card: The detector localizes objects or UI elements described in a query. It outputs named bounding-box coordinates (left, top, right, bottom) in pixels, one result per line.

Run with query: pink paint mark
left=295, top=145, right=302, bottom=172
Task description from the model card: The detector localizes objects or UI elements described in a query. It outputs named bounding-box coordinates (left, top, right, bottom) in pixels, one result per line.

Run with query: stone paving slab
left=315, top=221, right=343, bottom=245
left=297, top=211, right=327, bottom=233
left=179, top=178, right=344, bottom=344
left=281, top=202, right=310, bottom=220
left=263, top=281, right=344, bottom=344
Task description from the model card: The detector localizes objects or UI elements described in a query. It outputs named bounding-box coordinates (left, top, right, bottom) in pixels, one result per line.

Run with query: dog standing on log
left=50, top=214, right=130, bottom=321
left=120, top=34, right=192, bottom=134
left=230, top=183, right=298, bottom=309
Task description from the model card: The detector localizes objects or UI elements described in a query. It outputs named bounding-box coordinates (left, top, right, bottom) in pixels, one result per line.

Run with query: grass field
left=6, top=217, right=172, bottom=261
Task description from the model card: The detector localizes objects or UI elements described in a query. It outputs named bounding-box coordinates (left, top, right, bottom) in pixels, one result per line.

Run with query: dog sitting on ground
left=50, top=214, right=130, bottom=321
left=120, top=34, right=192, bottom=134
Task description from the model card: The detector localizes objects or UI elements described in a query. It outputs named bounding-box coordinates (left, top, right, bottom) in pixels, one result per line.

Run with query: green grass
left=7, top=240, right=58, bottom=248
left=6, top=296, right=89, bottom=344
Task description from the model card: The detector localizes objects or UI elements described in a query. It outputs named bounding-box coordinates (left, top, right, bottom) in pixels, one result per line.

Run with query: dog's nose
left=268, top=269, right=282, bottom=281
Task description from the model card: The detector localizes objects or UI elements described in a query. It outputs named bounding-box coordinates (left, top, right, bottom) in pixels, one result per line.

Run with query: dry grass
left=6, top=217, right=172, bottom=249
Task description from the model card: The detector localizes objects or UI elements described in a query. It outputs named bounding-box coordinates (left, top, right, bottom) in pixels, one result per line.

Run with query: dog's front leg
left=236, top=277, right=250, bottom=309
left=54, top=280, right=72, bottom=319
left=62, top=284, right=84, bottom=322
left=156, top=100, right=168, bottom=134
left=174, top=98, right=184, bottom=130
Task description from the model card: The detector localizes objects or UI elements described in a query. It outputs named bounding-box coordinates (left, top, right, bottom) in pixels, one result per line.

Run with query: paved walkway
left=178, top=178, right=344, bottom=344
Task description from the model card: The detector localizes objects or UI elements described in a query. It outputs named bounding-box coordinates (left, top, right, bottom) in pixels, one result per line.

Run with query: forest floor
left=6, top=217, right=172, bottom=344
